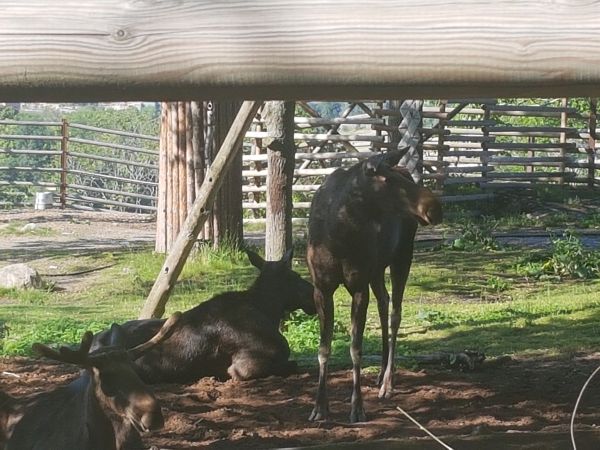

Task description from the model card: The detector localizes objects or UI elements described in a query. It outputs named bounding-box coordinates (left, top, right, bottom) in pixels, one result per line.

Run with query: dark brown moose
left=307, top=148, right=442, bottom=422
left=0, top=390, right=22, bottom=449
left=6, top=312, right=181, bottom=450
left=90, top=249, right=316, bottom=383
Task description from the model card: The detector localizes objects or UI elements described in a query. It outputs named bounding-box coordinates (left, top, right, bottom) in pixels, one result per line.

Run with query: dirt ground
left=2, top=209, right=600, bottom=448
left=2, top=354, right=600, bottom=449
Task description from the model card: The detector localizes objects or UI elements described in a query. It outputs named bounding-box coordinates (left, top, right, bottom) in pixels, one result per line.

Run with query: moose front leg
left=309, top=286, right=334, bottom=422
left=379, top=235, right=415, bottom=399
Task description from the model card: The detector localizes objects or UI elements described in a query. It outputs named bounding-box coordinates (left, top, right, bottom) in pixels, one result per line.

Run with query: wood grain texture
left=1, top=0, right=600, bottom=100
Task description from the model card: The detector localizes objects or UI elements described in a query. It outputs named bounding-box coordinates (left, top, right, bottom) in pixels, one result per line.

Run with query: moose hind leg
left=309, top=286, right=334, bottom=422
left=371, top=271, right=390, bottom=386
left=228, top=351, right=276, bottom=381
left=349, top=287, right=369, bottom=423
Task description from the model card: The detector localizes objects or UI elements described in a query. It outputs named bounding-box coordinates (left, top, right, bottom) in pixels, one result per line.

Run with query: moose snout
left=130, top=395, right=164, bottom=431
left=140, top=402, right=164, bottom=431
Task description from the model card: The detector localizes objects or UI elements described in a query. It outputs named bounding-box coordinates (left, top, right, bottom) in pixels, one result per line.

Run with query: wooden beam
left=139, top=100, right=261, bottom=319
left=2, top=1, right=600, bottom=101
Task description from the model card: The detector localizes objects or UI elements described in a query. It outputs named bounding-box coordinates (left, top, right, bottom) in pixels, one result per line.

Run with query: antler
left=128, top=312, right=182, bottom=361
left=32, top=331, right=94, bottom=366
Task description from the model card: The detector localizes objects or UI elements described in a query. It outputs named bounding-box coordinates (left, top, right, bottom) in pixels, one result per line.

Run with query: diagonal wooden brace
left=139, top=100, right=262, bottom=319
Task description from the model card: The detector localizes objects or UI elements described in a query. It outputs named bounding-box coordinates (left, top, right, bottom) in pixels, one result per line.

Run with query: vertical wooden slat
left=155, top=103, right=168, bottom=253
left=177, top=101, right=187, bottom=226
left=185, top=102, right=195, bottom=213
left=169, top=102, right=179, bottom=248
left=559, top=97, right=568, bottom=185
left=588, top=98, right=597, bottom=187
left=60, top=119, right=69, bottom=209
left=436, top=101, right=447, bottom=191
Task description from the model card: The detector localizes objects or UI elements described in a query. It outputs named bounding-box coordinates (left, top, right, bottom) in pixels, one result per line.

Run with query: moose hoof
left=378, top=384, right=394, bottom=399
left=350, top=407, right=367, bottom=423
left=309, top=406, right=329, bottom=422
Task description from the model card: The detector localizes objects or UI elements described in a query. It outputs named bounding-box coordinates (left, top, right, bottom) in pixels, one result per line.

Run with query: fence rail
left=1, top=99, right=598, bottom=218
left=0, top=118, right=158, bottom=212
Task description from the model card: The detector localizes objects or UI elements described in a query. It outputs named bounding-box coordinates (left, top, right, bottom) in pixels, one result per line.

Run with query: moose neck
left=248, top=277, right=286, bottom=329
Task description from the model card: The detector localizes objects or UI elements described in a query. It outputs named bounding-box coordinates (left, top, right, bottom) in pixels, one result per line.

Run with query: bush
left=448, top=219, right=501, bottom=251
left=516, top=231, right=600, bottom=280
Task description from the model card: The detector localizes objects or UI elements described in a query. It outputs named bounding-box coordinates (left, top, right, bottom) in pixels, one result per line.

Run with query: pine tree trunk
left=264, top=101, right=296, bottom=262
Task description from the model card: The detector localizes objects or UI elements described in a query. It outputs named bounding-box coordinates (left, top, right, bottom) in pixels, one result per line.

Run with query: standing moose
left=307, top=148, right=442, bottom=422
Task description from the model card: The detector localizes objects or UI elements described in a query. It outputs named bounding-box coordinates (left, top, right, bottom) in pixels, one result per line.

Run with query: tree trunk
left=264, top=101, right=296, bottom=262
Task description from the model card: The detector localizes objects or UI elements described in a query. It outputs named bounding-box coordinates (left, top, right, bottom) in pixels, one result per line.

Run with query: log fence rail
left=1, top=98, right=598, bottom=218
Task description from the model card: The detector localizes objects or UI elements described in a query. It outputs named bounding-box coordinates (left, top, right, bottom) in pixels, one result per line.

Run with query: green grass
left=2, top=243, right=599, bottom=373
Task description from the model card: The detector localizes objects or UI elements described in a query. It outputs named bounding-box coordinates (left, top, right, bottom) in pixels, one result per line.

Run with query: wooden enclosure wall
left=3, top=99, right=598, bottom=224
left=155, top=101, right=243, bottom=252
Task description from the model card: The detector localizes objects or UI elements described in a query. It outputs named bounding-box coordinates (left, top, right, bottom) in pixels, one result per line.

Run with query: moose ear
left=245, top=249, right=265, bottom=269
left=364, top=153, right=386, bottom=177
left=280, top=248, right=293, bottom=266
left=382, top=147, right=409, bottom=168
left=109, top=323, right=126, bottom=347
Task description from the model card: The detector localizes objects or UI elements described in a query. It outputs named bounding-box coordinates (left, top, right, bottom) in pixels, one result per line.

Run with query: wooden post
left=155, top=103, right=168, bottom=253
left=559, top=98, right=568, bottom=185
left=201, top=101, right=244, bottom=247
left=59, top=119, right=68, bottom=209
left=140, top=101, right=261, bottom=319
left=589, top=98, right=597, bottom=187
left=185, top=102, right=195, bottom=214
left=398, top=100, right=424, bottom=183
left=177, top=101, right=188, bottom=226
left=264, top=101, right=296, bottom=261
left=169, top=102, right=179, bottom=247
left=436, top=101, right=447, bottom=191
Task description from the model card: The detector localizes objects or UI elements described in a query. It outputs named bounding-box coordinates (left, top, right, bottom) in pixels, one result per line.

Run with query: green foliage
left=516, top=232, right=600, bottom=280
left=0, top=105, right=160, bottom=209
left=0, top=318, right=112, bottom=356
left=546, top=232, right=600, bottom=279
left=448, top=219, right=501, bottom=251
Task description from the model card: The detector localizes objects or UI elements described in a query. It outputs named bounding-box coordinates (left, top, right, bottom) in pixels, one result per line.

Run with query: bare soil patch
left=2, top=354, right=599, bottom=449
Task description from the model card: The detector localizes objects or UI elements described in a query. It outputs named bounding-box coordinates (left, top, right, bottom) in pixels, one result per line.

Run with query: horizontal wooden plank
left=69, top=123, right=159, bottom=141
left=66, top=194, right=156, bottom=211
left=1, top=1, right=600, bottom=101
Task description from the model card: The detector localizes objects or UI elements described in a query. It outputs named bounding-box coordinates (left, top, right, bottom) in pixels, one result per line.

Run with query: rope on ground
left=570, top=363, right=600, bottom=450
left=396, top=406, right=454, bottom=450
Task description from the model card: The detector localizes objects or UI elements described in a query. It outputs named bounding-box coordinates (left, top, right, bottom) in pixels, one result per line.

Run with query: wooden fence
left=1, top=99, right=598, bottom=217
left=0, top=119, right=158, bottom=212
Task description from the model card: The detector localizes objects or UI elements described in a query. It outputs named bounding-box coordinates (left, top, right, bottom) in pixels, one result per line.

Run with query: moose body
left=6, top=313, right=180, bottom=450
left=307, top=149, right=442, bottom=422
left=90, top=250, right=316, bottom=383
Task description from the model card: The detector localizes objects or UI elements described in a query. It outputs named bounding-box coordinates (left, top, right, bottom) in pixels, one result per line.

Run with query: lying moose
left=90, top=249, right=316, bottom=383
left=307, top=148, right=442, bottom=422
left=5, top=313, right=180, bottom=450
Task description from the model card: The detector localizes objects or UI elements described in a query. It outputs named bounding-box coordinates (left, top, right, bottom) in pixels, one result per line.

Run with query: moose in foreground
left=6, top=313, right=181, bottom=450
left=307, top=148, right=442, bottom=422
left=90, top=249, right=316, bottom=383
left=0, top=390, right=21, bottom=449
